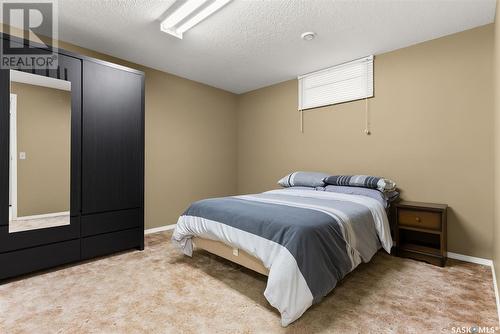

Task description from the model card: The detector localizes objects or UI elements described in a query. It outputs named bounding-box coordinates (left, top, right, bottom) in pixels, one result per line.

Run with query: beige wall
left=2, top=25, right=238, bottom=229
left=493, top=1, right=500, bottom=293
left=2, top=24, right=497, bottom=260
left=12, top=82, right=70, bottom=217
left=237, top=25, right=494, bottom=259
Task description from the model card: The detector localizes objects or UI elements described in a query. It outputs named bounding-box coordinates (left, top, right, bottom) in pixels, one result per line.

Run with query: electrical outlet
left=232, top=248, right=239, bottom=256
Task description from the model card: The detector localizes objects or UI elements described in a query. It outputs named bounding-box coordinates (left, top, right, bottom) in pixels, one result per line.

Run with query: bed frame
left=193, top=237, right=269, bottom=276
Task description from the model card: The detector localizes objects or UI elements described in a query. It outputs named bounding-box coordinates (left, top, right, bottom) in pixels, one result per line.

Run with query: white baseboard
left=447, top=252, right=493, bottom=266
left=145, top=224, right=176, bottom=235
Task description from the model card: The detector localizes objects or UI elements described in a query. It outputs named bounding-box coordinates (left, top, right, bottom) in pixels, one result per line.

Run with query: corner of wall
left=493, top=0, right=500, bottom=323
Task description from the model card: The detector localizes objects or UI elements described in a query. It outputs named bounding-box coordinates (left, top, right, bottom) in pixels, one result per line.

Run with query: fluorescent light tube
left=161, top=0, right=208, bottom=33
left=177, top=0, right=231, bottom=34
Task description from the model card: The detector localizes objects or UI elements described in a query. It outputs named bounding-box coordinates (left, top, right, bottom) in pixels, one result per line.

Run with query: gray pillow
left=323, top=185, right=399, bottom=208
left=323, top=175, right=396, bottom=192
left=278, top=171, right=330, bottom=188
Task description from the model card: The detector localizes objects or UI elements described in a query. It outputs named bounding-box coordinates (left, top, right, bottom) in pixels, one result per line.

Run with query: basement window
left=298, top=55, right=374, bottom=110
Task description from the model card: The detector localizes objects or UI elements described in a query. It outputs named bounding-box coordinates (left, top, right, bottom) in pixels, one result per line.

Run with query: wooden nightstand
left=395, top=201, right=448, bottom=267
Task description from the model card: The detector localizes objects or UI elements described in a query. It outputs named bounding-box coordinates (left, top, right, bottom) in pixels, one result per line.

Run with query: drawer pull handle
left=415, top=217, right=421, bottom=222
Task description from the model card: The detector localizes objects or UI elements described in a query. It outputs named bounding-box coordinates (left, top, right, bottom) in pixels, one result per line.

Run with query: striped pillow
left=278, top=171, right=330, bottom=188
left=323, top=175, right=396, bottom=192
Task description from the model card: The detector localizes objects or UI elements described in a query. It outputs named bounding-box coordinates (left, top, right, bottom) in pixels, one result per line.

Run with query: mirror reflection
left=9, top=70, right=71, bottom=233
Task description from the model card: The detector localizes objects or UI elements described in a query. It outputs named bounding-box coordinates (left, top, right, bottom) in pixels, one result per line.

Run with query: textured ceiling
left=50, top=0, right=497, bottom=93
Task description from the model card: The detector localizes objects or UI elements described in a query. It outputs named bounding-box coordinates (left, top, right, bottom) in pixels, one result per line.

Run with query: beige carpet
left=0, top=231, right=497, bottom=334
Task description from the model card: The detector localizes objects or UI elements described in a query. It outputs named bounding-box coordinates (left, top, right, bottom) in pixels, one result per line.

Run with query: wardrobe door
left=82, top=60, right=144, bottom=214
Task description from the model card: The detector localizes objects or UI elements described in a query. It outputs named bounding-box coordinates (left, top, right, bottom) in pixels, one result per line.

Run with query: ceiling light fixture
left=301, top=32, right=316, bottom=41
left=161, top=0, right=232, bottom=39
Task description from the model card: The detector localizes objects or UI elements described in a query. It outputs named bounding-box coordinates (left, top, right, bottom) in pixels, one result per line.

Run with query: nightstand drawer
left=398, top=209, right=441, bottom=230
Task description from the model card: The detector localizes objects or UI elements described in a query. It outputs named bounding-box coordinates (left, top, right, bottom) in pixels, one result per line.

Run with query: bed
left=172, top=186, right=393, bottom=326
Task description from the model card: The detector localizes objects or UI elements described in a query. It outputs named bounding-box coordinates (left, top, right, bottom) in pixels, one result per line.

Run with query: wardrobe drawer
left=0, top=217, right=80, bottom=253
left=81, top=209, right=140, bottom=237
left=81, top=228, right=141, bottom=260
left=0, top=240, right=80, bottom=280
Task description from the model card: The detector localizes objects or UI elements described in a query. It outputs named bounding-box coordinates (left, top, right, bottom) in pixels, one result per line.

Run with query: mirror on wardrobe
left=8, top=70, right=71, bottom=233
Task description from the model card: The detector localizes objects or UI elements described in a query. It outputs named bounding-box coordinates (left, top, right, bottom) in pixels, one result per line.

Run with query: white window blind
left=298, top=55, right=373, bottom=110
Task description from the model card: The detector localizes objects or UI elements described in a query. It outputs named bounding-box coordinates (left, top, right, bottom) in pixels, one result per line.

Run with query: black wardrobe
left=0, top=33, right=145, bottom=280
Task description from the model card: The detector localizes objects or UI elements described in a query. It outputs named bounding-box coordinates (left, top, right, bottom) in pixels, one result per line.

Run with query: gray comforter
left=172, top=188, right=392, bottom=326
